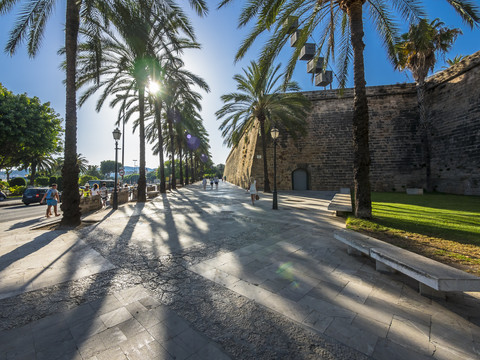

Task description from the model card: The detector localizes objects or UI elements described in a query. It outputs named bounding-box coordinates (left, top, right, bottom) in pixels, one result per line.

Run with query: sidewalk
left=0, top=182, right=479, bottom=359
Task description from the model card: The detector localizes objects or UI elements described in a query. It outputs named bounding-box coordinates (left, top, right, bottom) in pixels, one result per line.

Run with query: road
left=0, top=200, right=50, bottom=223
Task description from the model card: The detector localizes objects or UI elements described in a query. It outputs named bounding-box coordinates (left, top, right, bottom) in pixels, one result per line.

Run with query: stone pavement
left=0, top=181, right=479, bottom=359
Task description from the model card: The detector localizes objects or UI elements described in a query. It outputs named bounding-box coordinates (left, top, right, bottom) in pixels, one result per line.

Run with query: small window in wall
left=256, top=155, right=262, bottom=159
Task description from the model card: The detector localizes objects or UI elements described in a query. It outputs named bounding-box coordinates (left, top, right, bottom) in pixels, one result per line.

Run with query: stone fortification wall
left=224, top=124, right=260, bottom=189
left=223, top=51, right=479, bottom=195
left=426, top=51, right=480, bottom=195
left=250, top=84, right=421, bottom=192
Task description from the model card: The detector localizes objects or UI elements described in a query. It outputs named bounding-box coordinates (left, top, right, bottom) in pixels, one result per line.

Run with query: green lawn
left=347, top=192, right=480, bottom=246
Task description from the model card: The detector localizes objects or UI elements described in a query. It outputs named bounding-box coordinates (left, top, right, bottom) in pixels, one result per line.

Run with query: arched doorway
left=292, top=169, right=308, bottom=190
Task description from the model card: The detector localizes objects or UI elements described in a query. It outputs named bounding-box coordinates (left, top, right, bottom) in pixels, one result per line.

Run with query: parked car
left=22, top=187, right=49, bottom=205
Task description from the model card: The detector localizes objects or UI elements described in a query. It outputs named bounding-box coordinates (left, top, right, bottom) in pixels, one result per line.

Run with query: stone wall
left=223, top=51, right=480, bottom=195
left=426, top=51, right=480, bottom=195
left=224, top=123, right=260, bottom=189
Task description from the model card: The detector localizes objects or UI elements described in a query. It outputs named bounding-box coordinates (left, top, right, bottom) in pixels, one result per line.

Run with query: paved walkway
left=0, top=182, right=479, bottom=359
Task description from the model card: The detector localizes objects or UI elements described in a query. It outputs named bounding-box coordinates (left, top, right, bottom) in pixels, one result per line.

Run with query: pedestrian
left=202, top=177, right=207, bottom=190
left=100, top=182, right=108, bottom=207
left=91, top=183, right=100, bottom=196
left=41, top=183, right=60, bottom=218
left=249, top=177, right=257, bottom=205
left=214, top=176, right=219, bottom=189
left=82, top=183, right=91, bottom=198
left=210, top=178, right=214, bottom=189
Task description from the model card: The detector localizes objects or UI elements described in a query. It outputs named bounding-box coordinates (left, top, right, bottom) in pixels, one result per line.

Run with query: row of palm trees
left=1, top=0, right=210, bottom=226
left=217, top=0, right=479, bottom=218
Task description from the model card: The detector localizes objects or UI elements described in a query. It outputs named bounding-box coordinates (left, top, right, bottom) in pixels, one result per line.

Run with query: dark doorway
left=292, top=169, right=308, bottom=190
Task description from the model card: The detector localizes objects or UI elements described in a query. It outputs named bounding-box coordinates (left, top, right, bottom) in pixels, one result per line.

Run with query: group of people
left=81, top=182, right=111, bottom=207
left=202, top=176, right=220, bottom=190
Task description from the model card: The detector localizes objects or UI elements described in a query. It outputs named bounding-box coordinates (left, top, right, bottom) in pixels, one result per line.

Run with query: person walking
left=249, top=177, right=257, bottom=205
left=214, top=176, right=219, bottom=189
left=202, top=177, right=207, bottom=190
left=100, top=182, right=108, bottom=207
left=41, top=183, right=60, bottom=217
left=82, top=184, right=91, bottom=198
left=91, top=183, right=100, bottom=196
left=210, top=178, right=214, bottom=189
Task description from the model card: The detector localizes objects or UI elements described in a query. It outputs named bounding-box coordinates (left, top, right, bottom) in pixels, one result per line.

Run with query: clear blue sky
left=0, top=1, right=478, bottom=169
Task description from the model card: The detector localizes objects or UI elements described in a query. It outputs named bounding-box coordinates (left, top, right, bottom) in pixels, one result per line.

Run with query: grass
left=346, top=192, right=480, bottom=275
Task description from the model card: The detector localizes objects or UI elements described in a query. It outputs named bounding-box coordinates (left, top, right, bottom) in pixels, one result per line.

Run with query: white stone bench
left=327, top=193, right=352, bottom=215
left=334, top=229, right=480, bottom=298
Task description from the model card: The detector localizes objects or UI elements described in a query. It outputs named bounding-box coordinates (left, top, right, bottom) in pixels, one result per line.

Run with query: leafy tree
left=216, top=61, right=310, bottom=192
left=146, top=171, right=157, bottom=183
left=218, top=0, right=479, bottom=218
left=395, top=18, right=462, bottom=191
left=0, top=84, right=63, bottom=178
left=35, top=176, right=50, bottom=187
left=85, top=165, right=102, bottom=179
left=100, top=160, right=122, bottom=178
left=79, top=174, right=98, bottom=186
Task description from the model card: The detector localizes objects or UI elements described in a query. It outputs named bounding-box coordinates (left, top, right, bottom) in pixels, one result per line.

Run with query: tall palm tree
left=216, top=60, right=311, bottom=192
left=395, top=18, right=462, bottom=191
left=218, top=0, right=479, bottom=218
left=0, top=0, right=104, bottom=225
left=75, top=0, right=206, bottom=200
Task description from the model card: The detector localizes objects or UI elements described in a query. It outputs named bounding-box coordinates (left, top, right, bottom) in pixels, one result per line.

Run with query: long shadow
left=0, top=230, right=65, bottom=273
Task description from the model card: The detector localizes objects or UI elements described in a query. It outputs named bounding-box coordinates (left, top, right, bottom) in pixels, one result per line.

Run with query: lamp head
left=270, top=127, right=279, bottom=140
left=112, top=128, right=122, bottom=140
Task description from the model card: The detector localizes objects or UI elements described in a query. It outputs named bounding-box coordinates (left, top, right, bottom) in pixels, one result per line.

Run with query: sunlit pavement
left=0, top=181, right=479, bottom=359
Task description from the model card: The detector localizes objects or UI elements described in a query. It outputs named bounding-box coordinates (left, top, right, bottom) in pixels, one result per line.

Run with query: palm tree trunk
left=416, top=80, right=431, bottom=191
left=168, top=112, right=176, bottom=190
left=258, top=117, right=271, bottom=192
left=29, top=160, right=37, bottom=186
left=185, top=151, right=189, bottom=185
left=154, top=100, right=166, bottom=193
left=60, top=0, right=81, bottom=226
left=178, top=138, right=184, bottom=186
left=137, top=87, right=147, bottom=202
left=345, top=0, right=372, bottom=219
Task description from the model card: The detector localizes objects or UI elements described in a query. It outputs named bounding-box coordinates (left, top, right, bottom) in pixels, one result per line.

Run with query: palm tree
left=216, top=60, right=311, bottom=192
left=1, top=0, right=102, bottom=225
left=395, top=18, right=462, bottom=191
left=446, top=54, right=466, bottom=66
left=75, top=0, right=206, bottom=200
left=218, top=0, right=479, bottom=218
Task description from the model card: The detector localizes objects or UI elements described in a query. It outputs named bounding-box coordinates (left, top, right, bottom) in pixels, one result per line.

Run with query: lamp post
left=271, top=127, right=279, bottom=210
left=112, top=128, right=122, bottom=210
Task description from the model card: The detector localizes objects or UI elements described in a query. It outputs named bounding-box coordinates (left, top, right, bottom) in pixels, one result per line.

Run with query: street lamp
left=271, top=127, right=279, bottom=210
left=112, top=128, right=122, bottom=210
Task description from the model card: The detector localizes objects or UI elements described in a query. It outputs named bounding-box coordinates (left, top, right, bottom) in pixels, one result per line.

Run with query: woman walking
left=249, top=177, right=257, bottom=205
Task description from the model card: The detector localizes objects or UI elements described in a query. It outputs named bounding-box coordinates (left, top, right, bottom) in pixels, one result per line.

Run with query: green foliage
left=49, top=176, right=62, bottom=191
left=0, top=180, right=8, bottom=190
left=35, top=176, right=50, bottom=187
left=0, top=83, right=63, bottom=170
left=85, top=165, right=102, bottom=179
left=9, top=177, right=26, bottom=187
left=79, top=174, right=98, bottom=186
left=8, top=185, right=26, bottom=196
left=124, top=174, right=139, bottom=184
left=146, top=171, right=157, bottom=182
left=100, top=160, right=122, bottom=178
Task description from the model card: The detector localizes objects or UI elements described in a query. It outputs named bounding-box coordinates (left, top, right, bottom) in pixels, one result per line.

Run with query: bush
left=50, top=176, right=63, bottom=191
left=0, top=180, right=8, bottom=190
left=9, top=177, right=26, bottom=187
left=79, top=174, right=98, bottom=186
left=36, top=176, right=50, bottom=187
left=9, top=185, right=26, bottom=196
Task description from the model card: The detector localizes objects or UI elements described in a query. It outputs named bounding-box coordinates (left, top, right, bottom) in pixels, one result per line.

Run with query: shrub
left=79, top=174, right=98, bottom=186
left=9, top=185, right=26, bottom=196
left=0, top=180, right=8, bottom=190
left=36, top=176, right=50, bottom=187
left=9, top=177, right=27, bottom=187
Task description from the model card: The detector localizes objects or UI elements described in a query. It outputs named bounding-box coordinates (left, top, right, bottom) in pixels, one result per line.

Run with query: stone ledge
left=334, top=229, right=480, bottom=297
left=327, top=193, right=352, bottom=215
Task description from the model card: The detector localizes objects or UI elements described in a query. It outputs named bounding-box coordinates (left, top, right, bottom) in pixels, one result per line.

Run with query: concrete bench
left=334, top=229, right=480, bottom=298
left=327, top=193, right=352, bottom=215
